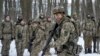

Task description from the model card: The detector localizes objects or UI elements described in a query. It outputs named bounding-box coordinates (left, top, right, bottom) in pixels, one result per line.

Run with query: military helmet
left=39, top=13, right=45, bottom=19
left=53, top=6, right=65, bottom=14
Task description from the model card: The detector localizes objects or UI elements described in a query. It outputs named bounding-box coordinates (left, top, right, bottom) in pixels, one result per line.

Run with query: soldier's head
left=39, top=13, right=45, bottom=20
left=53, top=6, right=65, bottom=22
left=47, top=17, right=51, bottom=22
left=73, top=12, right=77, bottom=18
left=20, top=20, right=26, bottom=26
left=18, top=16, right=23, bottom=22
left=28, top=19, right=32, bottom=25
left=87, top=15, right=94, bottom=19
left=5, top=15, right=11, bottom=21
left=87, top=15, right=91, bottom=18
left=16, top=16, right=23, bottom=25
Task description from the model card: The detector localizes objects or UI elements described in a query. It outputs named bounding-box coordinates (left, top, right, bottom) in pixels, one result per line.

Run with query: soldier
left=16, top=16, right=23, bottom=25
left=30, top=13, right=47, bottom=56
left=72, top=12, right=81, bottom=37
left=41, top=6, right=82, bottom=56
left=28, top=20, right=39, bottom=53
left=96, top=19, right=100, bottom=53
left=0, top=15, right=14, bottom=56
left=83, top=15, right=96, bottom=54
left=15, top=20, right=29, bottom=56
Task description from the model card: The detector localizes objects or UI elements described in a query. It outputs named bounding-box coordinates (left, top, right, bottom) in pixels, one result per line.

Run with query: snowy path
left=0, top=34, right=100, bottom=56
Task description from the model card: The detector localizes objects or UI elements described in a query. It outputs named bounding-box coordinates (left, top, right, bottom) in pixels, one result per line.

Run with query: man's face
left=6, top=16, right=10, bottom=21
left=21, top=20, right=25, bottom=25
left=54, top=13, right=63, bottom=22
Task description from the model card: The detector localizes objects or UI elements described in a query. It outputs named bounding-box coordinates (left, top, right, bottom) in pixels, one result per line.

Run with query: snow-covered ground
left=0, top=33, right=100, bottom=56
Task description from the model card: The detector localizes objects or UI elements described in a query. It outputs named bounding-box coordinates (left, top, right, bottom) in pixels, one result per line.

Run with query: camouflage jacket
left=53, top=16, right=76, bottom=50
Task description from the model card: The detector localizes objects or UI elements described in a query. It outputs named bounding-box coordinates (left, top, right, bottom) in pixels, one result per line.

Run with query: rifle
left=41, top=23, right=58, bottom=56
left=28, top=31, right=36, bottom=52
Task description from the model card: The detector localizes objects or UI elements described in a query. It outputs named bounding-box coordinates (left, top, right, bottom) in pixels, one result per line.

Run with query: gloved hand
left=56, top=46, right=63, bottom=53
left=0, top=37, right=3, bottom=40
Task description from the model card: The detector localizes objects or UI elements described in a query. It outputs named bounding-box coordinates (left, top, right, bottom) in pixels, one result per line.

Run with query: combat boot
left=85, top=48, right=88, bottom=54
left=88, top=48, right=92, bottom=53
left=93, top=49, right=97, bottom=53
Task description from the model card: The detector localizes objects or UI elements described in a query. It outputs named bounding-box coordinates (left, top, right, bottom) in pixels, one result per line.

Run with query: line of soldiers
left=82, top=15, right=100, bottom=54
left=1, top=6, right=100, bottom=56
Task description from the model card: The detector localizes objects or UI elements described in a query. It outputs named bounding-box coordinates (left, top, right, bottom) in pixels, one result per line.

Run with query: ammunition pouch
left=17, top=33, right=22, bottom=39
left=63, top=42, right=82, bottom=55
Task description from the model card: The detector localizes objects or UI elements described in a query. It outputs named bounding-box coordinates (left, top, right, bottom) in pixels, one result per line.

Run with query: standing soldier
left=0, top=15, right=14, bottom=56
left=41, top=6, right=82, bottom=56
left=72, top=12, right=81, bottom=37
left=15, top=20, right=29, bottom=56
left=28, top=20, right=38, bottom=53
left=30, top=13, right=48, bottom=56
left=96, top=19, right=100, bottom=53
left=83, top=15, right=96, bottom=54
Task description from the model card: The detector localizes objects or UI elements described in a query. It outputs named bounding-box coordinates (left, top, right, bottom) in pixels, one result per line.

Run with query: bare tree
left=5, top=0, right=8, bottom=15
left=20, top=0, right=32, bottom=22
left=8, top=0, right=16, bottom=21
left=38, top=0, right=43, bottom=13
left=46, top=0, right=52, bottom=16
left=34, top=0, right=37, bottom=19
left=85, top=0, right=93, bottom=16
left=0, top=0, right=3, bottom=20
left=64, top=0, right=68, bottom=15
left=71, top=0, right=75, bottom=16
left=75, top=0, right=80, bottom=17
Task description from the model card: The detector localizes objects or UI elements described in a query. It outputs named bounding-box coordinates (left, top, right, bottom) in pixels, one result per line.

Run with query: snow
left=0, top=33, right=100, bottom=56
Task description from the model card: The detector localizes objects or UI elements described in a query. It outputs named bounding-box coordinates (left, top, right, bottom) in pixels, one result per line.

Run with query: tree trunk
left=71, top=0, right=75, bottom=16
left=0, top=0, right=3, bottom=20
left=85, top=0, right=93, bottom=16
left=5, top=0, right=8, bottom=15
left=64, top=0, right=68, bottom=15
left=8, top=0, right=16, bottom=21
left=47, top=0, right=51, bottom=16
left=20, top=0, right=32, bottom=22
left=38, top=0, right=43, bottom=13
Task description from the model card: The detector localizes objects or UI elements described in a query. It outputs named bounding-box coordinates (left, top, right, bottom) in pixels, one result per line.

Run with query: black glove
left=0, top=37, right=3, bottom=40
left=11, top=36, right=15, bottom=40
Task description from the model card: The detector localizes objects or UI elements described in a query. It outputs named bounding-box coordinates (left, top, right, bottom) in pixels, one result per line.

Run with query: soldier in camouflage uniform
left=28, top=20, right=39, bottom=53
left=83, top=15, right=96, bottom=54
left=72, top=12, right=81, bottom=37
left=45, top=17, right=54, bottom=55
left=96, top=19, right=100, bottom=53
left=0, top=15, right=14, bottom=56
left=41, top=6, right=82, bottom=56
left=52, top=6, right=82, bottom=56
left=30, top=14, right=47, bottom=56
left=15, top=20, right=29, bottom=56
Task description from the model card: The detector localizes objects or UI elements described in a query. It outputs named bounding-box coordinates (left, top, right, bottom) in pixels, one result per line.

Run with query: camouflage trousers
left=1, top=34, right=12, bottom=56
left=30, top=45, right=50, bottom=56
left=57, top=50, right=77, bottom=56
left=83, top=35, right=93, bottom=49
left=16, top=40, right=24, bottom=56
left=97, top=37, right=100, bottom=53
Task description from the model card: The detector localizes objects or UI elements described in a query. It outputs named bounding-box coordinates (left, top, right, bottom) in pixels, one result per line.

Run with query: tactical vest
left=2, top=21, right=13, bottom=34
left=54, top=17, right=82, bottom=55
left=85, top=19, right=95, bottom=31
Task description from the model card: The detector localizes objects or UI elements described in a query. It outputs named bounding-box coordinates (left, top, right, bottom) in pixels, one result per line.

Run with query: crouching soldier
left=41, top=6, right=82, bottom=56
